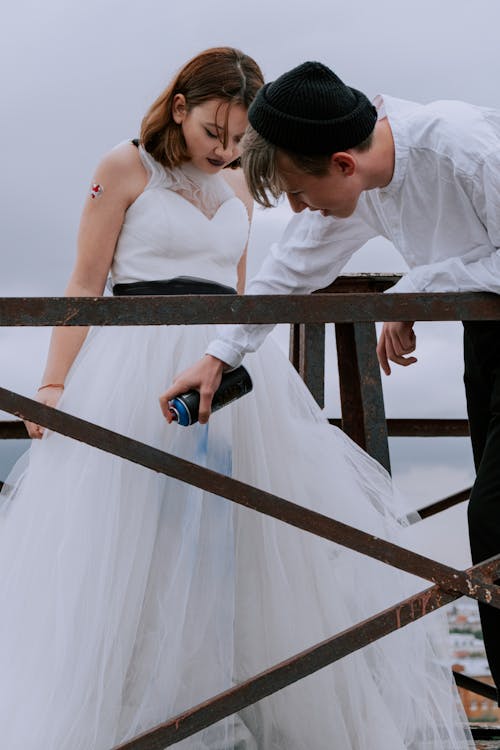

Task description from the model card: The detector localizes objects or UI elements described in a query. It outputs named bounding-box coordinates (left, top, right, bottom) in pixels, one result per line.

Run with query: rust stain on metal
left=420, top=589, right=435, bottom=616
left=466, top=578, right=479, bottom=597
left=61, top=306, right=81, bottom=325
left=395, top=605, right=402, bottom=629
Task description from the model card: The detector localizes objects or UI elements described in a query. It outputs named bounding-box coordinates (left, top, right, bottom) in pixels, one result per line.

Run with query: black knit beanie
left=248, top=61, right=377, bottom=155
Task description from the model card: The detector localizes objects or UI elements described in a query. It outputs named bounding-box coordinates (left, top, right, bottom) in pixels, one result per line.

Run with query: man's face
left=277, top=152, right=362, bottom=219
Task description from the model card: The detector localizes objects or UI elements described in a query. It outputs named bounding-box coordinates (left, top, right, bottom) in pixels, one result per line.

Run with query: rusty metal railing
left=0, top=386, right=498, bottom=749
left=1, top=275, right=499, bottom=747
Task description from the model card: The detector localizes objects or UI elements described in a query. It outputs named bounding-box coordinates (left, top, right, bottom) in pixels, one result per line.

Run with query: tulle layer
left=0, top=324, right=474, bottom=749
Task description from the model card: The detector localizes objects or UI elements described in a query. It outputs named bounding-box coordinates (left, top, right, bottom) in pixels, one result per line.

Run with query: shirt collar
left=373, top=93, right=409, bottom=196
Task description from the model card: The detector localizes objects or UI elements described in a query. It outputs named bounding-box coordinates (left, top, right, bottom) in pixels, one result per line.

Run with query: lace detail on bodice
left=138, top=147, right=234, bottom=220
left=110, top=145, right=249, bottom=288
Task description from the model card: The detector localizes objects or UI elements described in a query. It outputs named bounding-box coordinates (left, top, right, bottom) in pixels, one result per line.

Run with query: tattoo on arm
left=90, top=183, right=104, bottom=199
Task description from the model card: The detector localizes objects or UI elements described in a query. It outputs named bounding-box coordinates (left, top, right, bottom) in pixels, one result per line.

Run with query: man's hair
left=140, top=47, right=264, bottom=170
left=241, top=126, right=373, bottom=207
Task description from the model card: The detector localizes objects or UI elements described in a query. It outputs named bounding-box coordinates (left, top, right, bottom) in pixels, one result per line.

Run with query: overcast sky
left=2, top=0, right=500, bottom=567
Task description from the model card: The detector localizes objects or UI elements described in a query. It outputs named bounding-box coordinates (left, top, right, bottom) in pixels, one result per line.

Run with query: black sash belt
left=112, top=276, right=237, bottom=296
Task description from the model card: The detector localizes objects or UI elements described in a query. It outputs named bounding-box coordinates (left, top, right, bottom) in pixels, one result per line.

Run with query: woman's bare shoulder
left=92, top=141, right=147, bottom=204
left=96, top=140, right=144, bottom=176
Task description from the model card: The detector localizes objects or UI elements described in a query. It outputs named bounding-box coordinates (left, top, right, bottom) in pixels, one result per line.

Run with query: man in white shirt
left=159, top=61, right=500, bottom=698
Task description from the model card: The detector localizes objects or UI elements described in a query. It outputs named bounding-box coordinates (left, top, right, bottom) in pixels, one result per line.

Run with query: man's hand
left=377, top=321, right=417, bottom=375
left=159, top=355, right=226, bottom=424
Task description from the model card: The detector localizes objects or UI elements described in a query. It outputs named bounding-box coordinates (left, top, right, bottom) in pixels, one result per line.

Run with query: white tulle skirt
left=0, top=323, right=473, bottom=749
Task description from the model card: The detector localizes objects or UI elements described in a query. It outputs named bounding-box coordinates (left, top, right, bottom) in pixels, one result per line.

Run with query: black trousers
left=463, top=320, right=500, bottom=697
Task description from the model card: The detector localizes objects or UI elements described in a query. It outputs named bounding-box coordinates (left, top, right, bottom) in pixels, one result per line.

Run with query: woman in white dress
left=0, top=47, right=474, bottom=749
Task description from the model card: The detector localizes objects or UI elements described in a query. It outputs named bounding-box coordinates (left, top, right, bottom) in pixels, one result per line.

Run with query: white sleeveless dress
left=0, top=147, right=474, bottom=750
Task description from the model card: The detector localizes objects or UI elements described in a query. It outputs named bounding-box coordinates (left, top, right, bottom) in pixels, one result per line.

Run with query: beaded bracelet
left=37, top=383, right=65, bottom=392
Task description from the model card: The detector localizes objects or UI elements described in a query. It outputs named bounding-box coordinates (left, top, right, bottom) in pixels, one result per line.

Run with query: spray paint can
left=169, top=365, right=253, bottom=426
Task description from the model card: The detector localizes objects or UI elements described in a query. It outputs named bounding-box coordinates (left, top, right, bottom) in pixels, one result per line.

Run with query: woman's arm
left=236, top=249, right=247, bottom=295
left=27, top=142, right=147, bottom=438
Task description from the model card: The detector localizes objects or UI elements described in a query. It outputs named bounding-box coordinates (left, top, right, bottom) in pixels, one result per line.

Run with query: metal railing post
left=289, top=323, right=325, bottom=408
left=335, top=321, right=391, bottom=473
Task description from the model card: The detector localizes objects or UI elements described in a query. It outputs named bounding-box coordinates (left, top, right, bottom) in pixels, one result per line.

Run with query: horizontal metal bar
left=328, top=417, right=471, bottom=436
left=0, top=386, right=498, bottom=611
left=0, top=420, right=28, bottom=439
left=0, top=418, right=471, bottom=440
left=1, top=291, right=500, bottom=326
left=113, top=582, right=461, bottom=750
left=386, top=418, right=470, bottom=437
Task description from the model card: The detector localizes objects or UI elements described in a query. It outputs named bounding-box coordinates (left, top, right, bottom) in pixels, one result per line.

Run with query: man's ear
left=172, top=93, right=187, bottom=124
left=331, top=152, right=356, bottom=176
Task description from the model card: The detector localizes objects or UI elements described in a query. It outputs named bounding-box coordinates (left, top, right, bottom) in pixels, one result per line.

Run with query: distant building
left=446, top=601, right=499, bottom=722
left=450, top=632, right=486, bottom=657
left=453, top=664, right=500, bottom=723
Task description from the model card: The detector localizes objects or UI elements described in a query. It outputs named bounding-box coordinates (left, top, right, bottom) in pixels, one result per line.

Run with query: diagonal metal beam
left=112, top=558, right=500, bottom=750
left=0, top=417, right=472, bottom=440
left=1, top=387, right=497, bottom=748
left=0, top=386, right=498, bottom=610
left=414, top=488, right=471, bottom=521
left=453, top=670, right=498, bottom=702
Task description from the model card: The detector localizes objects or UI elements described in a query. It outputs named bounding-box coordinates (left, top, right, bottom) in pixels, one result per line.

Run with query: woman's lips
left=207, top=158, right=225, bottom=167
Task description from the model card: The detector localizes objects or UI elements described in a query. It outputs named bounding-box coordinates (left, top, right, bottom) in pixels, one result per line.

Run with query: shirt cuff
left=383, top=275, right=419, bottom=293
left=205, top=340, right=244, bottom=370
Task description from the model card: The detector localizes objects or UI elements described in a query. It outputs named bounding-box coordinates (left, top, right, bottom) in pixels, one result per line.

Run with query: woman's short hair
left=140, top=47, right=264, bottom=170
left=241, top=127, right=373, bottom=207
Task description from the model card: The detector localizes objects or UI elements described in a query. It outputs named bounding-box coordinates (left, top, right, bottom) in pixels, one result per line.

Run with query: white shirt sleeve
left=386, top=152, right=500, bottom=294
left=206, top=210, right=377, bottom=368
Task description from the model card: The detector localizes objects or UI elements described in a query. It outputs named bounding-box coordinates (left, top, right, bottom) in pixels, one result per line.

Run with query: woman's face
left=172, top=96, right=248, bottom=173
